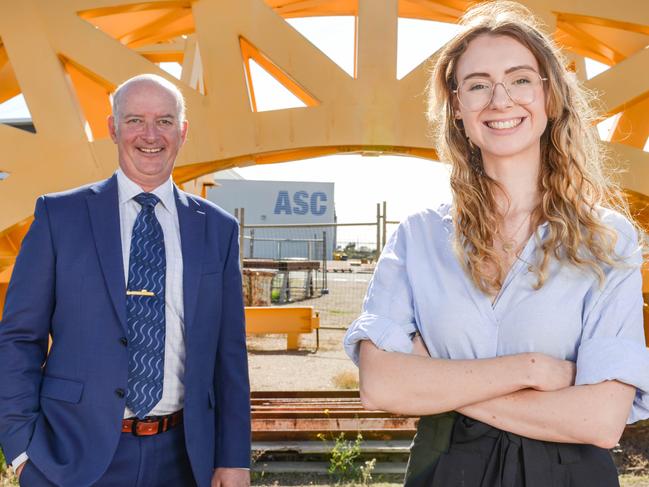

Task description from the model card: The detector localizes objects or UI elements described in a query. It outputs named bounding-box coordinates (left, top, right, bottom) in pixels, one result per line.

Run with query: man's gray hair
left=112, top=74, right=186, bottom=124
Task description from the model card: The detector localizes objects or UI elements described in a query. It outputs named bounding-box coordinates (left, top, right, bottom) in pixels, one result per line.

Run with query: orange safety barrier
left=245, top=306, right=320, bottom=351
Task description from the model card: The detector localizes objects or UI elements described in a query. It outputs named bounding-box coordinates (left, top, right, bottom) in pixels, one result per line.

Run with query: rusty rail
left=249, top=390, right=649, bottom=475
left=251, top=390, right=418, bottom=441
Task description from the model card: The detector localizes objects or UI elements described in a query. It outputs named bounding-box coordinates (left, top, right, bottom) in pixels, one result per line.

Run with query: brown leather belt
left=122, top=410, right=183, bottom=436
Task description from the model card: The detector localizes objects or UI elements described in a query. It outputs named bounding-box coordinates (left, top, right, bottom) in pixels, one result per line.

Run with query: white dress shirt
left=116, top=169, right=186, bottom=418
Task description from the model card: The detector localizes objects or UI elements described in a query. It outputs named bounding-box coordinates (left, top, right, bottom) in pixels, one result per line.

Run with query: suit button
left=119, top=337, right=128, bottom=346
left=115, top=388, right=125, bottom=398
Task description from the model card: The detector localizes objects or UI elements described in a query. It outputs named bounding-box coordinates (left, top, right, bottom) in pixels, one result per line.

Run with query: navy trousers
left=19, top=426, right=197, bottom=487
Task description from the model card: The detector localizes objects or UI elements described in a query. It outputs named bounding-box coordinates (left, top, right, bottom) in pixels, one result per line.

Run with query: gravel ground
left=248, top=329, right=356, bottom=391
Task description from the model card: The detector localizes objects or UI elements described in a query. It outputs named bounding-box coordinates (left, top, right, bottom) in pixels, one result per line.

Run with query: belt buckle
left=131, top=417, right=163, bottom=437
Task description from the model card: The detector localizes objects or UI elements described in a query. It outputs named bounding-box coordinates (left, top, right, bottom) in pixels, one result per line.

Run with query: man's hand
left=15, top=461, right=26, bottom=479
left=211, top=468, right=250, bottom=487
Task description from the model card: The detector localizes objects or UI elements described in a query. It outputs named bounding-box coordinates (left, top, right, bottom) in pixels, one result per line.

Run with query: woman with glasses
left=344, top=2, right=649, bottom=486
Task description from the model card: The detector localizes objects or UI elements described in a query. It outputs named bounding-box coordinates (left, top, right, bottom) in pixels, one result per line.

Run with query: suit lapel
left=87, top=175, right=127, bottom=332
left=175, top=186, right=205, bottom=333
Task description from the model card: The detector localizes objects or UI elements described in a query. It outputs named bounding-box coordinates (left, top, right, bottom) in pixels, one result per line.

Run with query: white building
left=207, top=171, right=336, bottom=260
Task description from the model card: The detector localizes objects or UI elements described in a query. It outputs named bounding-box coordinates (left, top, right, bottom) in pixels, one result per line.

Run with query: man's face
left=108, top=81, right=188, bottom=191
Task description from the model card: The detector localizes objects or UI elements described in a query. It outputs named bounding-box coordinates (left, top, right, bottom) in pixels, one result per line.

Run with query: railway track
left=250, top=390, right=649, bottom=474
left=251, top=390, right=415, bottom=473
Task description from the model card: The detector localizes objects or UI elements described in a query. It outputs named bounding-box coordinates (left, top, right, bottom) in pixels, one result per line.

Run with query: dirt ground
left=615, top=423, right=649, bottom=476
left=248, top=328, right=356, bottom=391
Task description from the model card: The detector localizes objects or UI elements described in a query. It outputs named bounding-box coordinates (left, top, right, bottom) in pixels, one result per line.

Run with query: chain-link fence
left=237, top=204, right=399, bottom=330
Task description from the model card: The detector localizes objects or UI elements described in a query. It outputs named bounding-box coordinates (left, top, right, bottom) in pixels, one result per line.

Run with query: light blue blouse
left=344, top=204, right=649, bottom=423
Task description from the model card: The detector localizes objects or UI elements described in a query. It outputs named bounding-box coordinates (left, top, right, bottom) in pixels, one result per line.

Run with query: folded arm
left=359, top=340, right=574, bottom=415
left=458, top=381, right=635, bottom=449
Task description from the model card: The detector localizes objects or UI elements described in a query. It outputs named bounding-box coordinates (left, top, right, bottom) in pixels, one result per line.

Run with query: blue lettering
left=273, top=191, right=292, bottom=214
left=310, top=192, right=327, bottom=215
left=293, top=191, right=309, bottom=215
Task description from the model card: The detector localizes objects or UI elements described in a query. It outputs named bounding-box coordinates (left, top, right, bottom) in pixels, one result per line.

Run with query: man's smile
left=137, top=147, right=164, bottom=154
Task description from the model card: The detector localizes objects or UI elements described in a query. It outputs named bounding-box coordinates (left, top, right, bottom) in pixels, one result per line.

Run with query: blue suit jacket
left=0, top=175, right=251, bottom=487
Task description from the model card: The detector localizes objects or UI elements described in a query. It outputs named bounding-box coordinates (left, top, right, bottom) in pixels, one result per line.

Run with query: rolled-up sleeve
left=344, top=222, right=417, bottom=365
left=575, top=218, right=649, bottom=423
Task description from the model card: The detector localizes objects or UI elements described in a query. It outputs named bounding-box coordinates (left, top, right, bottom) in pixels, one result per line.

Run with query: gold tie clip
left=126, top=289, right=155, bottom=297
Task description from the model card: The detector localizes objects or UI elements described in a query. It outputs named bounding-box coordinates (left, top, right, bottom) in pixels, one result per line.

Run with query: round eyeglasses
left=453, top=69, right=548, bottom=112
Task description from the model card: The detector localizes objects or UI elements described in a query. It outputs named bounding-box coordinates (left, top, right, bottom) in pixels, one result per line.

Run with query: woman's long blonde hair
left=427, top=0, right=629, bottom=294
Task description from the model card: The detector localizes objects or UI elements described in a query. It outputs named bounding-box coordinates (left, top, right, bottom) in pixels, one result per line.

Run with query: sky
left=0, top=16, right=627, bottom=225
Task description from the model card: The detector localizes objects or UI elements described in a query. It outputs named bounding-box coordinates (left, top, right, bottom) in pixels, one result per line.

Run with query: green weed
left=317, top=432, right=375, bottom=485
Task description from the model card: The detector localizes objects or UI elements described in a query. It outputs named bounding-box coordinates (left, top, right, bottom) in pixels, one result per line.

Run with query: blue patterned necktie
left=126, top=192, right=166, bottom=418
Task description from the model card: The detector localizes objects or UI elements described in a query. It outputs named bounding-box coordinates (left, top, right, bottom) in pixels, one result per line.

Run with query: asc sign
left=273, top=190, right=328, bottom=216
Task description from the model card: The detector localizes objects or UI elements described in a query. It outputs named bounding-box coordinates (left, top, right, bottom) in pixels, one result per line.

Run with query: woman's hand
left=525, top=352, right=575, bottom=391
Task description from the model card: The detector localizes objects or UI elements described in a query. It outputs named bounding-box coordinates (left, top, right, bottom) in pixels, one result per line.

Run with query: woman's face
left=453, top=34, right=548, bottom=165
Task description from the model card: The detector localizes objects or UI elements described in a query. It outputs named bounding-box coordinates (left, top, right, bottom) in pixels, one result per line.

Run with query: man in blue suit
left=0, top=74, right=251, bottom=486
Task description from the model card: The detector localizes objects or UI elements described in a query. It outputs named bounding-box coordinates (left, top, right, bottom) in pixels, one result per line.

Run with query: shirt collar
left=116, top=168, right=176, bottom=214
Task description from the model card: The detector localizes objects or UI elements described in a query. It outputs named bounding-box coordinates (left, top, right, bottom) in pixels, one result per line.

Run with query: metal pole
left=376, top=202, right=381, bottom=260
left=249, top=228, right=255, bottom=259
left=333, top=212, right=338, bottom=256
left=322, top=230, right=328, bottom=294
left=382, top=201, right=387, bottom=251
left=238, top=207, right=245, bottom=267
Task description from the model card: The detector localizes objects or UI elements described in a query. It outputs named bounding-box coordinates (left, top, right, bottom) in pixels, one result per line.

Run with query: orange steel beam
left=240, top=36, right=320, bottom=109
left=611, top=97, right=649, bottom=148
left=556, top=12, right=649, bottom=37
left=120, top=8, right=193, bottom=48
left=62, top=57, right=115, bottom=140
left=77, top=2, right=192, bottom=20
left=624, top=189, right=649, bottom=233
left=0, top=44, right=20, bottom=105
left=556, top=22, right=625, bottom=65
left=171, top=145, right=439, bottom=185
left=263, top=0, right=470, bottom=21
left=137, top=40, right=185, bottom=63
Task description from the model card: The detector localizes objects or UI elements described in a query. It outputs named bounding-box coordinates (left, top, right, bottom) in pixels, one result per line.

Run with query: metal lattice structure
left=1, top=0, right=649, bottom=310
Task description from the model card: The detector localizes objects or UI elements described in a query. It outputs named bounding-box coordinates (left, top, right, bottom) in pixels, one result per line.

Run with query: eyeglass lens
left=458, top=69, right=543, bottom=111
